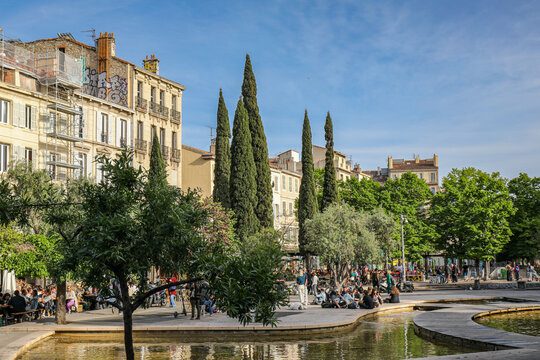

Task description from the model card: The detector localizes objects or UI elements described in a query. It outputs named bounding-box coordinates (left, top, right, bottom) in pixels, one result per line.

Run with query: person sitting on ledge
left=358, top=288, right=374, bottom=309
left=384, top=285, right=400, bottom=303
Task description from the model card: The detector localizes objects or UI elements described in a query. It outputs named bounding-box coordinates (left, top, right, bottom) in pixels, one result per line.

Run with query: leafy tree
left=213, top=89, right=232, bottom=208
left=321, top=112, right=338, bottom=211
left=242, top=54, right=273, bottom=228
left=430, top=168, right=515, bottom=280
left=304, top=203, right=380, bottom=287
left=340, top=177, right=382, bottom=212
left=298, top=110, right=317, bottom=260
left=229, top=98, right=259, bottom=239
left=501, top=173, right=540, bottom=261
left=380, top=172, right=435, bottom=262
left=363, top=207, right=398, bottom=271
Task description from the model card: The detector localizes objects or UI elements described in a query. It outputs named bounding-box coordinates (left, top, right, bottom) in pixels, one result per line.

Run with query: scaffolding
left=1, top=30, right=85, bottom=181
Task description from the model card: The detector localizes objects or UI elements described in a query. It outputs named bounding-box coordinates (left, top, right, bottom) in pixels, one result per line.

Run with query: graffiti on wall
left=83, top=67, right=128, bottom=106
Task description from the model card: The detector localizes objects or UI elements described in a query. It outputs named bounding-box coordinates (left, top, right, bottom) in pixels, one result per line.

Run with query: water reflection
left=476, top=310, right=540, bottom=337
left=18, top=311, right=475, bottom=360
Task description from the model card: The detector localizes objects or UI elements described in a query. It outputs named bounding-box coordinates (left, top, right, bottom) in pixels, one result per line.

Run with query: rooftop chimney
left=210, top=138, right=216, bottom=154
left=434, top=154, right=438, bottom=167
left=143, top=54, right=159, bottom=75
left=96, top=32, right=115, bottom=77
left=388, top=157, right=393, bottom=169
left=415, top=155, right=420, bottom=164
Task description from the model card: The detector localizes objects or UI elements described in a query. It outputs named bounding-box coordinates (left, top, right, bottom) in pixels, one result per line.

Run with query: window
left=25, top=148, right=33, bottom=166
left=419, top=173, right=423, bottom=180
left=282, top=175, right=286, bottom=190
left=274, top=176, right=278, bottom=190
left=25, top=105, right=32, bottom=129
left=0, top=99, right=8, bottom=124
left=431, top=187, right=436, bottom=194
left=160, top=90, right=165, bottom=106
left=282, top=201, right=286, bottom=216
left=160, top=128, right=166, bottom=146
left=151, top=125, right=156, bottom=143
left=171, top=95, right=177, bottom=111
left=289, top=177, right=292, bottom=191
left=0, top=143, right=8, bottom=173
left=172, top=132, right=177, bottom=149
left=151, top=87, right=156, bottom=103
left=120, top=119, right=127, bottom=146
left=431, top=173, right=436, bottom=183
left=137, top=81, right=143, bottom=98
left=74, top=152, right=87, bottom=179
left=295, top=178, right=299, bottom=192
left=101, top=114, right=108, bottom=143
left=393, top=174, right=398, bottom=179
left=137, top=121, right=144, bottom=140
left=289, top=203, right=293, bottom=216
left=48, top=153, right=57, bottom=180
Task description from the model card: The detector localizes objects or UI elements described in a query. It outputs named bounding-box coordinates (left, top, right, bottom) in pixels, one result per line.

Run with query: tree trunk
left=475, top=259, right=480, bottom=281
left=484, top=260, right=490, bottom=281
left=55, top=279, right=67, bottom=325
left=119, top=277, right=135, bottom=360
left=305, top=254, right=312, bottom=273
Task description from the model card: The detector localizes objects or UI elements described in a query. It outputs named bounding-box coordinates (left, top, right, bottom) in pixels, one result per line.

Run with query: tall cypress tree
left=241, top=54, right=273, bottom=229
left=229, top=98, right=259, bottom=239
left=213, top=89, right=231, bottom=208
left=298, top=110, right=317, bottom=257
left=149, top=132, right=167, bottom=185
left=321, top=111, right=338, bottom=211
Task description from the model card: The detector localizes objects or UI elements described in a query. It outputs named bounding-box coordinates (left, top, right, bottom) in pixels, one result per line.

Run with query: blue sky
left=3, top=0, right=540, bottom=179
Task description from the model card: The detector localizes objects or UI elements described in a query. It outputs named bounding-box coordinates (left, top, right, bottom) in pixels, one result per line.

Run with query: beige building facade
left=0, top=30, right=183, bottom=186
left=312, top=145, right=353, bottom=181
left=387, top=155, right=440, bottom=193
left=181, top=144, right=215, bottom=197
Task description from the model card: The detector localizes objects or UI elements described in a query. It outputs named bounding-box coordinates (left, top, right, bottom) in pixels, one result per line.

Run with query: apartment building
left=181, top=144, right=215, bottom=197
left=270, top=159, right=301, bottom=253
left=0, top=30, right=183, bottom=186
left=312, top=145, right=353, bottom=181
left=364, top=154, right=440, bottom=193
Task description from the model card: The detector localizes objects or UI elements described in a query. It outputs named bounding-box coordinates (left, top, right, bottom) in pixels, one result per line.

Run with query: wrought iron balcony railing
left=171, top=148, right=181, bottom=162
left=135, top=138, right=147, bottom=152
left=171, top=109, right=181, bottom=124
left=135, top=96, right=147, bottom=112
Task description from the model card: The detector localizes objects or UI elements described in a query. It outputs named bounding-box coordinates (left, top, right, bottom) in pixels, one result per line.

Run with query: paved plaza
left=1, top=287, right=540, bottom=359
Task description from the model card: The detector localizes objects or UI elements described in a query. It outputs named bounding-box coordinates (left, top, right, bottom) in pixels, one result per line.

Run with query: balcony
left=171, top=148, right=180, bottom=162
left=149, top=101, right=169, bottom=119
left=171, top=109, right=181, bottom=124
left=120, top=138, right=127, bottom=148
left=134, top=138, right=147, bottom=153
left=135, top=96, right=147, bottom=112
left=161, top=145, right=170, bottom=160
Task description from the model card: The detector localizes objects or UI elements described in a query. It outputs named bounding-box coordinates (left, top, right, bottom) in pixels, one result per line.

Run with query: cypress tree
left=298, top=110, right=317, bottom=257
left=321, top=111, right=338, bottom=211
left=241, top=54, right=273, bottom=229
left=149, top=132, right=167, bottom=185
left=213, top=89, right=231, bottom=208
left=229, top=98, right=259, bottom=239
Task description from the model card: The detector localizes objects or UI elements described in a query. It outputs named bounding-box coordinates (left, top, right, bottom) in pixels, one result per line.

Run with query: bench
left=7, top=309, right=43, bottom=324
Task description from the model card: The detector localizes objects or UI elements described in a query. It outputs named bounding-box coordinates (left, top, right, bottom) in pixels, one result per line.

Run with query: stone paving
left=1, top=288, right=539, bottom=359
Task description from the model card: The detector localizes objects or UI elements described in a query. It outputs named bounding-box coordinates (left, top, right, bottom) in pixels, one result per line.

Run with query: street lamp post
left=400, top=215, right=407, bottom=284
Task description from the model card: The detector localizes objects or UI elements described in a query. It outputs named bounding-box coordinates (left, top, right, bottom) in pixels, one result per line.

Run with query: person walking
left=386, top=271, right=393, bottom=294
left=514, top=263, right=520, bottom=281
left=189, top=282, right=201, bottom=320
left=168, top=275, right=177, bottom=307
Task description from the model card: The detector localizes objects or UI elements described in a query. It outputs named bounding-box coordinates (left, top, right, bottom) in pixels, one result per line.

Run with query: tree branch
left=132, top=277, right=202, bottom=311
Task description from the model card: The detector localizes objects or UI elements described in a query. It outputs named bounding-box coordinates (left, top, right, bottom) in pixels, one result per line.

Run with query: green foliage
left=313, top=168, right=324, bottom=207
left=502, top=173, right=540, bottom=260
left=363, top=207, right=398, bottom=259
left=304, top=203, right=381, bottom=287
left=340, top=177, right=382, bottom=212
left=298, top=110, right=317, bottom=256
left=242, top=54, right=273, bottom=229
left=229, top=98, right=259, bottom=240
left=0, top=224, right=60, bottom=279
left=321, top=112, right=338, bottom=211
left=430, top=168, right=515, bottom=262
left=380, top=172, right=435, bottom=261
left=149, top=132, right=166, bottom=185
left=213, top=89, right=232, bottom=208
left=211, top=229, right=287, bottom=326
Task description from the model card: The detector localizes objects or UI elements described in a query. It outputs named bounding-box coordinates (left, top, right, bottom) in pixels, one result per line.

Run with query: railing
left=149, top=101, right=169, bottom=118
left=135, top=96, right=147, bottom=112
left=171, top=109, right=181, bottom=124
left=120, top=138, right=127, bottom=148
left=101, top=132, right=108, bottom=143
left=135, top=138, right=147, bottom=152
left=35, top=50, right=83, bottom=88
left=171, top=148, right=181, bottom=162
left=161, top=145, right=170, bottom=160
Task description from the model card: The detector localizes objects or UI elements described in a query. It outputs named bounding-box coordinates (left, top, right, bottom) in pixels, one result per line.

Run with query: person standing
left=386, top=271, right=393, bottom=295
left=311, top=271, right=319, bottom=297
left=514, top=263, right=520, bottom=281
left=169, top=275, right=177, bottom=307
left=189, top=283, right=201, bottom=320
left=527, top=263, right=534, bottom=282
left=296, top=270, right=307, bottom=307
left=505, top=263, right=512, bottom=281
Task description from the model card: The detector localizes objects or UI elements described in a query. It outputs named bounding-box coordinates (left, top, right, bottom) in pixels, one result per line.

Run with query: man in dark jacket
left=358, top=288, right=374, bottom=309
left=8, top=290, right=27, bottom=322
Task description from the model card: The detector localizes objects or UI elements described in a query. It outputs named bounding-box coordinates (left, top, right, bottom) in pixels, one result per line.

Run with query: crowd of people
left=0, top=283, right=61, bottom=323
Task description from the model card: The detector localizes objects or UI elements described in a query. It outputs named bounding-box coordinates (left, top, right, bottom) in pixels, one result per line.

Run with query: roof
left=391, top=159, right=437, bottom=171
left=313, top=144, right=346, bottom=157
left=182, top=144, right=215, bottom=158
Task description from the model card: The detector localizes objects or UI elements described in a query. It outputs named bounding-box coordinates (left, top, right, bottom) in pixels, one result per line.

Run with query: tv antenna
left=81, top=29, right=97, bottom=44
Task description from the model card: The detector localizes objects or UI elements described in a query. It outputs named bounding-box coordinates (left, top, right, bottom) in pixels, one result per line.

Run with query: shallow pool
left=476, top=310, right=540, bottom=337
left=18, top=311, right=477, bottom=360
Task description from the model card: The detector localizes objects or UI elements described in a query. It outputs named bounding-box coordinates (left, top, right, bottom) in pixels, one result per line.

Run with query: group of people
left=505, top=262, right=538, bottom=282
left=0, top=284, right=60, bottom=323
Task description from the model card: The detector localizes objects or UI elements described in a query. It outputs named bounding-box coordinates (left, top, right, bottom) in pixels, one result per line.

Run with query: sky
left=3, top=0, right=540, bottom=179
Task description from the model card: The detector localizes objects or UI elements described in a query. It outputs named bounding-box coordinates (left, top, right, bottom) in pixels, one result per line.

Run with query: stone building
left=0, top=30, right=183, bottom=186
left=312, top=145, right=353, bottom=181
left=181, top=144, right=215, bottom=197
